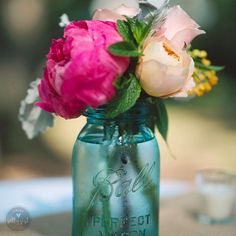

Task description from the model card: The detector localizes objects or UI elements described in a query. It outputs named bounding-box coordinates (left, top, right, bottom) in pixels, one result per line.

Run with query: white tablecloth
left=0, top=177, right=191, bottom=223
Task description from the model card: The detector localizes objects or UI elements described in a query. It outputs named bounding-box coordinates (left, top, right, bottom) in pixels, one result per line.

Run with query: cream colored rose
left=92, top=4, right=140, bottom=22
left=157, top=5, right=205, bottom=50
left=136, top=39, right=195, bottom=97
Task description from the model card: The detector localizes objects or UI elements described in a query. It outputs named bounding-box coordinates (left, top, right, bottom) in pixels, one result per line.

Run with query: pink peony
left=37, top=20, right=129, bottom=119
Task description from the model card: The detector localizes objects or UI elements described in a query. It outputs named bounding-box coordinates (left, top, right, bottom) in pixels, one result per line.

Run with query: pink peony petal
left=36, top=102, right=55, bottom=113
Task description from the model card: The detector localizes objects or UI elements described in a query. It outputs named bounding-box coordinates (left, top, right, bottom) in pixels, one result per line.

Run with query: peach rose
left=136, top=5, right=205, bottom=98
left=136, top=39, right=194, bottom=97
left=158, top=5, right=205, bottom=50
left=92, top=4, right=140, bottom=22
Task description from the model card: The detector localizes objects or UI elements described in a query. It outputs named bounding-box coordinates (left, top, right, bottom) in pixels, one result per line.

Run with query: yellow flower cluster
left=188, top=50, right=219, bottom=97
left=191, top=49, right=207, bottom=58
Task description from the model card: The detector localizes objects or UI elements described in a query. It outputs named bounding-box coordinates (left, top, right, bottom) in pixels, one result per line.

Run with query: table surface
left=0, top=178, right=235, bottom=236
left=0, top=177, right=191, bottom=222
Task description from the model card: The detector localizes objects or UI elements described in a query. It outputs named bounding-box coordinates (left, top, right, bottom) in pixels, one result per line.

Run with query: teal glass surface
left=72, top=103, right=160, bottom=236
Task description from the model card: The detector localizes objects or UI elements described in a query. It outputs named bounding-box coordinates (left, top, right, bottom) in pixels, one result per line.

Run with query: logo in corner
left=6, top=207, right=31, bottom=231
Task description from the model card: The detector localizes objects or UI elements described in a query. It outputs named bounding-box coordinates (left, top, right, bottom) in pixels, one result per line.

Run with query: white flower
left=59, top=14, right=70, bottom=28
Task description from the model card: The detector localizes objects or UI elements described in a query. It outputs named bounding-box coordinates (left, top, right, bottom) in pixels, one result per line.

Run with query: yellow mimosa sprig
left=188, top=49, right=224, bottom=96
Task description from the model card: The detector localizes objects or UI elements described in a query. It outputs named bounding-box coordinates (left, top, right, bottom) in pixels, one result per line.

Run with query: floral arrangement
left=19, top=0, right=223, bottom=140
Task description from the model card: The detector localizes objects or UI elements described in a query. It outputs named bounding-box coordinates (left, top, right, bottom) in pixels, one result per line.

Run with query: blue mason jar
left=72, top=102, right=160, bottom=236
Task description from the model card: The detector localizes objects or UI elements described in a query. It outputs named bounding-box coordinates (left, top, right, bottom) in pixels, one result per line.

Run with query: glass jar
left=72, top=102, right=160, bottom=236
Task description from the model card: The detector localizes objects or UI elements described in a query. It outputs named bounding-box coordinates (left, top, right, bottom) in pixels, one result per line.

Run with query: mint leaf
left=123, top=16, right=152, bottom=46
left=117, top=20, right=131, bottom=42
left=133, top=20, right=152, bottom=45
left=114, top=76, right=131, bottom=90
left=132, top=20, right=146, bottom=44
left=18, top=79, right=55, bottom=139
left=106, top=74, right=141, bottom=118
left=108, top=41, right=142, bottom=57
left=124, top=16, right=136, bottom=32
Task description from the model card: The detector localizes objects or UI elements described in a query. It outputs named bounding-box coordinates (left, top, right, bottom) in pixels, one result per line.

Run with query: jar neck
left=84, top=101, right=150, bottom=124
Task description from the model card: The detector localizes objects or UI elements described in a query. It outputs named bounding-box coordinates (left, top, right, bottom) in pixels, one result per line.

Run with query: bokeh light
left=1, top=0, right=46, bottom=44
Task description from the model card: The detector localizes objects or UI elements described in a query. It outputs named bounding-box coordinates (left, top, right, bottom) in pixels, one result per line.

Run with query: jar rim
left=83, top=100, right=151, bottom=121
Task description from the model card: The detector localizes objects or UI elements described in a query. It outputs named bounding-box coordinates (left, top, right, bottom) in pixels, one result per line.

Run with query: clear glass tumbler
left=196, top=169, right=236, bottom=224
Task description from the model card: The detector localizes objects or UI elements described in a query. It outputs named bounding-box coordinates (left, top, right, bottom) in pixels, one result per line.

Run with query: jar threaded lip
left=83, top=101, right=151, bottom=121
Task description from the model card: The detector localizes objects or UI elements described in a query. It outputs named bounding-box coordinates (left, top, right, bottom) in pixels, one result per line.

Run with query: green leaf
left=152, top=99, right=168, bottom=141
left=114, top=76, right=130, bottom=90
left=132, top=20, right=147, bottom=45
left=117, top=20, right=131, bottom=42
left=207, top=65, right=225, bottom=71
left=122, top=16, right=153, bottom=46
left=195, top=62, right=225, bottom=72
left=124, top=16, right=145, bottom=45
left=124, top=16, right=136, bottom=31
left=108, top=41, right=142, bottom=57
left=106, top=74, right=141, bottom=118
left=136, top=20, right=153, bottom=45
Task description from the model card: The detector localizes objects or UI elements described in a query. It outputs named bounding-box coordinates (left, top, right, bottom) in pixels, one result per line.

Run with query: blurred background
left=0, top=0, right=235, bottom=181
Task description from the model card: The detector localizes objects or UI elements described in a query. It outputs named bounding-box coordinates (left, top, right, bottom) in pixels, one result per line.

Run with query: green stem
left=75, top=179, right=114, bottom=236
left=75, top=186, right=99, bottom=235
left=129, top=142, right=159, bottom=222
left=75, top=137, right=115, bottom=235
left=102, top=200, right=113, bottom=236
